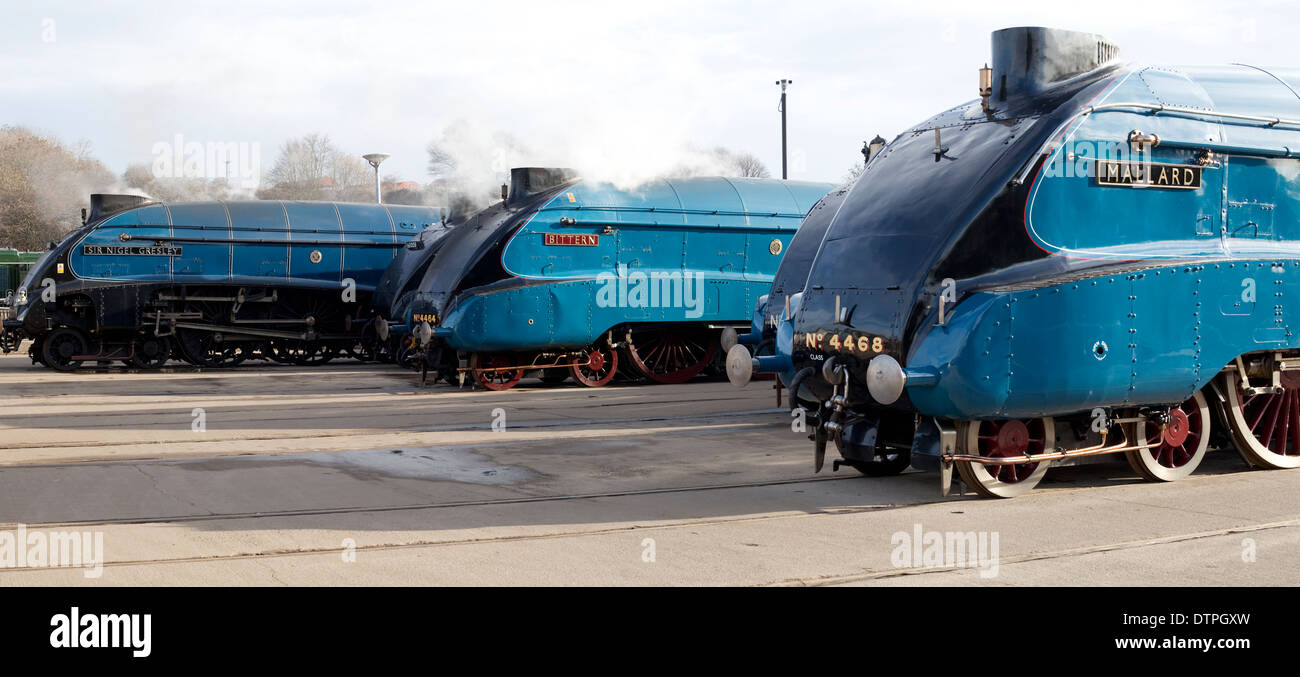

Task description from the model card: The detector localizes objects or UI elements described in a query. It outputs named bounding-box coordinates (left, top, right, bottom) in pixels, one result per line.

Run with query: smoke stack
left=88, top=194, right=152, bottom=223
left=507, top=167, right=577, bottom=204
left=991, top=27, right=1119, bottom=101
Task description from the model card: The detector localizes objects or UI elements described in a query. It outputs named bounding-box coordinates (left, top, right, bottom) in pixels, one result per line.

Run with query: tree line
left=0, top=124, right=773, bottom=251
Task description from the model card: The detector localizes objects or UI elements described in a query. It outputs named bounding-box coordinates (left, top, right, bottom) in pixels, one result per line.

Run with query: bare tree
left=0, top=126, right=116, bottom=250
left=257, top=133, right=371, bottom=201
left=424, top=121, right=536, bottom=212
left=731, top=151, right=771, bottom=178
left=425, top=141, right=457, bottom=179
left=842, top=162, right=865, bottom=184
left=670, top=147, right=773, bottom=179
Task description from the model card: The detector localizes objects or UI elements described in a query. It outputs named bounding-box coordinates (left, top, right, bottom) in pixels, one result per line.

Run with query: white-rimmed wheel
left=1222, top=369, right=1300, bottom=469
left=1124, top=391, right=1211, bottom=481
left=955, top=417, right=1054, bottom=498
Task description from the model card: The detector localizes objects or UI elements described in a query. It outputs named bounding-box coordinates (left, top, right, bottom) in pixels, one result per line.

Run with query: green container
left=0, top=248, right=42, bottom=305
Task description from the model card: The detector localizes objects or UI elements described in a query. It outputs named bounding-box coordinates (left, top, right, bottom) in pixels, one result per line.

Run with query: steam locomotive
left=729, top=26, right=1300, bottom=497
left=377, top=167, right=833, bottom=389
left=2, top=194, right=444, bottom=370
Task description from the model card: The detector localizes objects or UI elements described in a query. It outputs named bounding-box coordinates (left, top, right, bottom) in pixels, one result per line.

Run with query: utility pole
left=775, top=79, right=792, bottom=179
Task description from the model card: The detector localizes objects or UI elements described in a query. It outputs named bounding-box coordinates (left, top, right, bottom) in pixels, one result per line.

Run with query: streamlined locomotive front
left=767, top=26, right=1300, bottom=497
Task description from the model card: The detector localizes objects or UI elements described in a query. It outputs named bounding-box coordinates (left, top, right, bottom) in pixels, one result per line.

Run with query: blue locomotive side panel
left=440, top=276, right=750, bottom=353
left=338, top=202, right=394, bottom=291
left=453, top=177, right=833, bottom=352
left=71, top=204, right=174, bottom=281
left=1024, top=66, right=1300, bottom=261
left=227, top=201, right=290, bottom=281
left=168, top=202, right=233, bottom=279
left=906, top=262, right=1298, bottom=420
left=65, top=200, right=431, bottom=293
left=284, top=202, right=344, bottom=285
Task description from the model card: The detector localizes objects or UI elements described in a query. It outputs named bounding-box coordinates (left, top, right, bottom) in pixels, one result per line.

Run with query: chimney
left=991, top=27, right=1119, bottom=102
left=89, top=194, right=152, bottom=223
left=507, top=167, right=577, bottom=204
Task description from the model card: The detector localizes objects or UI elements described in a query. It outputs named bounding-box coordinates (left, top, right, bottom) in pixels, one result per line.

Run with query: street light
left=362, top=153, right=390, bottom=204
left=775, top=79, right=792, bottom=179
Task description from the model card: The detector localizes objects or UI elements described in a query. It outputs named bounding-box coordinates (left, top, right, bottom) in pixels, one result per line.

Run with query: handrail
left=110, top=223, right=414, bottom=236
left=537, top=205, right=807, bottom=219
left=550, top=220, right=799, bottom=231
left=115, top=234, right=404, bottom=248
left=1012, top=100, right=1300, bottom=185
left=1081, top=101, right=1300, bottom=128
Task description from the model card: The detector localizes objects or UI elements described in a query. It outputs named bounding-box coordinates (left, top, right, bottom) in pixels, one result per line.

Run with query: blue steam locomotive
left=2, top=194, right=444, bottom=370
left=729, top=26, right=1300, bottom=497
left=377, top=167, right=833, bottom=389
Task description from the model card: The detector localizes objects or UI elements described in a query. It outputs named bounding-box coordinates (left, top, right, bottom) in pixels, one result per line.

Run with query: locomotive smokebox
left=507, top=167, right=577, bottom=204
left=88, top=194, right=152, bottom=223
left=991, top=26, right=1119, bottom=102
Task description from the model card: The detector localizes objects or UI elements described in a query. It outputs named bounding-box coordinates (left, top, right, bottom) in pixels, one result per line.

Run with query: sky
left=1, top=0, right=1296, bottom=189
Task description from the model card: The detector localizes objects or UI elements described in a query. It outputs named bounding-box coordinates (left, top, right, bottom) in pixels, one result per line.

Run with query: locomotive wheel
left=955, top=417, right=1055, bottom=498
left=178, top=330, right=245, bottom=368
left=264, top=341, right=295, bottom=364
left=268, top=340, right=331, bottom=366
left=354, top=324, right=383, bottom=363
left=173, top=339, right=199, bottom=366
left=292, top=342, right=335, bottom=366
left=131, top=336, right=173, bottom=369
left=219, top=343, right=250, bottom=367
left=41, top=328, right=88, bottom=372
left=175, top=330, right=209, bottom=366
left=471, top=353, right=523, bottom=391
left=245, top=341, right=272, bottom=362
left=1221, top=370, right=1300, bottom=469
left=344, top=340, right=377, bottom=363
left=1124, top=391, right=1211, bottom=482
left=570, top=345, right=618, bottom=388
left=624, top=327, right=716, bottom=384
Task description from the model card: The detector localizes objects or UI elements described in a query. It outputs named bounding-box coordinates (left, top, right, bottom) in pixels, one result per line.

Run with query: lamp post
left=362, top=153, right=390, bottom=204
left=775, top=79, right=792, bottom=179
